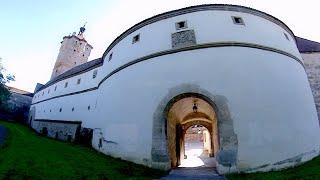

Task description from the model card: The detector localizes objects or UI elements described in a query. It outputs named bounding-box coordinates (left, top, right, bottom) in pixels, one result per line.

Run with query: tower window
left=42, top=92, right=44, bottom=96
left=108, top=53, right=113, bottom=61
left=175, top=21, right=188, bottom=30
left=59, top=108, right=62, bottom=112
left=132, top=34, right=140, bottom=44
left=232, top=16, right=245, bottom=25
left=64, top=82, right=68, bottom=88
left=48, top=89, right=50, bottom=94
left=284, top=33, right=290, bottom=41
left=77, top=78, right=81, bottom=84
left=72, top=107, right=75, bottom=112
left=93, top=70, right=98, bottom=79
left=50, top=109, right=52, bottom=112
left=88, top=105, right=91, bottom=110
left=54, top=86, right=57, bottom=91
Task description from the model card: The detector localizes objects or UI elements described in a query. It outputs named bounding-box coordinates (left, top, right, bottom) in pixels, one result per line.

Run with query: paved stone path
left=0, top=125, right=7, bottom=146
left=162, top=167, right=226, bottom=180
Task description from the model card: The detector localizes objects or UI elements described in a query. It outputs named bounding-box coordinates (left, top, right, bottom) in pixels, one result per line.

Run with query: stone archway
left=151, top=84, right=238, bottom=173
left=166, top=97, right=219, bottom=168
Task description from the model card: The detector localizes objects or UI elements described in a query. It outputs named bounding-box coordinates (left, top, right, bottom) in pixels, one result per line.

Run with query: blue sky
left=1, top=0, right=320, bottom=92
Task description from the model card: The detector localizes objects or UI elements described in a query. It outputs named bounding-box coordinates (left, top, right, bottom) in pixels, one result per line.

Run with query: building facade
left=29, top=4, right=320, bottom=174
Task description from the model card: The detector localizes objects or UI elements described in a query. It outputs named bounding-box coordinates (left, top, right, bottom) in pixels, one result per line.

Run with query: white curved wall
left=101, top=10, right=301, bottom=78
left=94, top=47, right=320, bottom=172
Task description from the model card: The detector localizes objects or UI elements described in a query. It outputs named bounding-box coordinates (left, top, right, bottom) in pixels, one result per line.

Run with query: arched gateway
left=151, top=86, right=238, bottom=173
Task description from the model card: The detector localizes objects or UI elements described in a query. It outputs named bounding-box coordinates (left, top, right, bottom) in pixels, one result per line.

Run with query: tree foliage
left=0, top=58, right=15, bottom=110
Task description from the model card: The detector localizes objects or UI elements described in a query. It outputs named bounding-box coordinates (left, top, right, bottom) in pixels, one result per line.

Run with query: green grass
left=0, top=120, right=166, bottom=179
left=227, top=155, right=320, bottom=180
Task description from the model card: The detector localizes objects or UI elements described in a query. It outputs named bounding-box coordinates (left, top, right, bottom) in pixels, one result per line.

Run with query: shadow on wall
left=0, top=94, right=32, bottom=123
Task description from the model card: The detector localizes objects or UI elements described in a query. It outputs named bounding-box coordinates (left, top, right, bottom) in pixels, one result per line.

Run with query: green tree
left=0, top=58, right=15, bottom=110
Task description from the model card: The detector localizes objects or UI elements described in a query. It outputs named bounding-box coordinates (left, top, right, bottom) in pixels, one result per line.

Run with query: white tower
left=50, top=25, right=93, bottom=80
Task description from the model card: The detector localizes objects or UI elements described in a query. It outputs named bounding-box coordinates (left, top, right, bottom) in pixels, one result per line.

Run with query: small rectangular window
left=64, top=82, right=68, bottom=88
left=77, top=78, right=81, bottom=84
left=232, top=16, right=245, bottom=25
left=132, top=34, right=140, bottom=44
left=108, top=53, right=113, bottom=61
left=93, top=70, right=98, bottom=79
left=54, top=86, right=57, bottom=91
left=175, top=21, right=188, bottom=30
left=48, top=89, right=50, bottom=94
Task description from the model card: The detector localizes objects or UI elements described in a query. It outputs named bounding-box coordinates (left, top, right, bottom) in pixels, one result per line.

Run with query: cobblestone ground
left=162, top=167, right=225, bottom=180
left=0, top=125, right=7, bottom=146
left=162, top=142, right=225, bottom=179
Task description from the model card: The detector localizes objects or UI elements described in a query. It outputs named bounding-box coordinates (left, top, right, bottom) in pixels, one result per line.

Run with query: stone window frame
left=175, top=20, right=188, bottom=30
left=132, top=34, right=140, bottom=44
left=232, top=16, right=245, bottom=25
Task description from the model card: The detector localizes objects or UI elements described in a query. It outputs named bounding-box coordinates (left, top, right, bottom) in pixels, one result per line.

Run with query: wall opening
left=166, top=96, right=219, bottom=168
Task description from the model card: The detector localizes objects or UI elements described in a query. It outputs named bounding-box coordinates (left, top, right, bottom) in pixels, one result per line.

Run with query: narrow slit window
left=54, top=86, right=57, bottom=91
left=284, top=33, right=290, bottom=41
left=93, top=70, right=98, bottom=79
left=232, top=16, right=245, bottom=25
left=175, top=21, right=187, bottom=30
left=108, top=53, right=113, bottom=61
left=59, top=108, right=62, bottom=112
left=77, top=78, right=81, bottom=85
left=132, top=34, right=140, bottom=44
left=65, top=82, right=68, bottom=88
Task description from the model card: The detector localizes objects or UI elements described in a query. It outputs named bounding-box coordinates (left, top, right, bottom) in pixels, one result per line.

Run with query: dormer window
left=175, top=21, right=187, bottom=30
left=232, top=16, right=245, bottom=25
left=132, top=34, right=140, bottom=44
